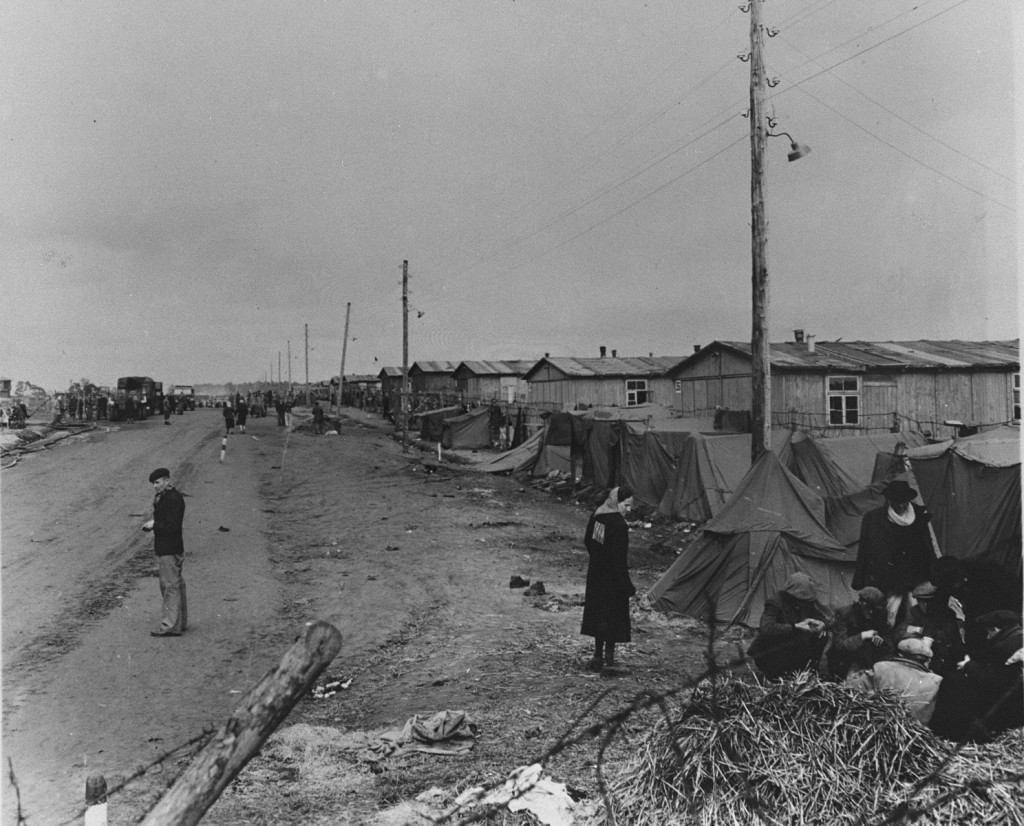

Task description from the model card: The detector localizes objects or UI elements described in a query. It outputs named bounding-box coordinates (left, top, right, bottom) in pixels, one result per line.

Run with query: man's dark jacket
left=852, top=503, right=933, bottom=593
left=153, top=487, right=186, bottom=556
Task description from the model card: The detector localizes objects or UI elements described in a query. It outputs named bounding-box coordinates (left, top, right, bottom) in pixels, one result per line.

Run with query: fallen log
left=139, top=620, right=342, bottom=826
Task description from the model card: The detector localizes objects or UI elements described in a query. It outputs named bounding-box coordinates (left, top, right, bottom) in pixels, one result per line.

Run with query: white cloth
left=887, top=503, right=916, bottom=527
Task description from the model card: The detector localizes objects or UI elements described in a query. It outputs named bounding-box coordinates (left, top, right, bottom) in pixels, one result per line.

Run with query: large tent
left=656, top=431, right=795, bottom=523
left=647, top=451, right=856, bottom=627
left=417, top=406, right=463, bottom=442
left=787, top=431, right=929, bottom=550
left=441, top=407, right=493, bottom=450
left=906, top=425, right=1021, bottom=572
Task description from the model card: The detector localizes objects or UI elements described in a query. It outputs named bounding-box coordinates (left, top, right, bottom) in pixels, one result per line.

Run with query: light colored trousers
left=157, top=554, right=188, bottom=633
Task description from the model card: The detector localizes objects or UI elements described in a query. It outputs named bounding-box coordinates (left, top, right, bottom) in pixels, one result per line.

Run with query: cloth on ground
left=365, top=709, right=478, bottom=761
left=454, top=763, right=576, bottom=826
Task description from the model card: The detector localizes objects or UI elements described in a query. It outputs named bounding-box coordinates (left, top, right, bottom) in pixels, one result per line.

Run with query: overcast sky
left=1, top=0, right=1019, bottom=391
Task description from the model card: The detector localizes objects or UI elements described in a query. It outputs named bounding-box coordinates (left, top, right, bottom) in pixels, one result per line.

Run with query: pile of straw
left=602, top=673, right=1023, bottom=825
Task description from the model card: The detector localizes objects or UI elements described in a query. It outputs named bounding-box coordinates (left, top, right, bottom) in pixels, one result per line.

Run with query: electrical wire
left=793, top=83, right=1014, bottom=211
left=493, top=133, right=749, bottom=278
left=442, top=0, right=1001, bottom=279
left=776, top=33, right=1013, bottom=183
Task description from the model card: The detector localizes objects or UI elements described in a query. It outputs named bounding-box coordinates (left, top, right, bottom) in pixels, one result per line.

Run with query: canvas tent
left=441, top=407, right=493, bottom=450
left=656, top=431, right=796, bottom=524
left=906, top=425, right=1021, bottom=572
left=417, top=406, right=463, bottom=442
left=787, top=431, right=929, bottom=550
left=647, top=451, right=856, bottom=627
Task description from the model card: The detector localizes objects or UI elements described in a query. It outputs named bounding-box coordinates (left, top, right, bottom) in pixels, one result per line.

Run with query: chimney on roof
left=794, top=329, right=805, bottom=343
left=544, top=352, right=550, bottom=358
left=693, top=344, right=701, bottom=353
left=599, top=346, right=606, bottom=358
left=806, top=334, right=816, bottom=353
left=612, top=349, right=617, bottom=358
left=649, top=352, right=653, bottom=358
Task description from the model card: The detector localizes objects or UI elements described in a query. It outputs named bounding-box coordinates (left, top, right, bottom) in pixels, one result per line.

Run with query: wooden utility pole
left=139, top=622, right=342, bottom=826
left=749, top=0, right=771, bottom=463
left=287, top=340, right=292, bottom=390
left=336, top=302, right=351, bottom=412
left=278, top=351, right=281, bottom=385
left=304, top=323, right=310, bottom=405
left=401, top=260, right=410, bottom=452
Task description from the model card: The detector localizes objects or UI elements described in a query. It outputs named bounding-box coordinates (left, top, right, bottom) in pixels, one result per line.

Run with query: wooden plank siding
left=528, top=376, right=675, bottom=409
left=674, top=368, right=1017, bottom=435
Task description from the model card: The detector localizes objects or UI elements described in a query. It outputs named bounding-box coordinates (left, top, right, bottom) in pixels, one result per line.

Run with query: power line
left=496, top=133, right=748, bottom=277
left=777, top=32, right=1013, bottom=184
left=445, top=0, right=1000, bottom=279
left=793, top=83, right=1014, bottom=211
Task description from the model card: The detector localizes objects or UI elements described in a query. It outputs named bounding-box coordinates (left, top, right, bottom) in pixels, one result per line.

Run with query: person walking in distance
left=236, top=396, right=249, bottom=434
left=223, top=401, right=235, bottom=436
left=142, top=467, right=187, bottom=637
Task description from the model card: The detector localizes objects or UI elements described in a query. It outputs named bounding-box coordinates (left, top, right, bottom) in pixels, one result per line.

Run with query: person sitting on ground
left=827, top=586, right=894, bottom=680
left=931, top=555, right=1023, bottom=656
left=581, top=485, right=636, bottom=675
left=847, top=637, right=943, bottom=725
left=747, top=572, right=830, bottom=681
left=852, top=479, right=935, bottom=628
left=895, top=581, right=966, bottom=676
left=930, top=610, right=1023, bottom=742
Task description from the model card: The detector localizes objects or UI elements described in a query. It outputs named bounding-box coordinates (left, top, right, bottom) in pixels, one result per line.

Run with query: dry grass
left=595, top=672, right=1024, bottom=826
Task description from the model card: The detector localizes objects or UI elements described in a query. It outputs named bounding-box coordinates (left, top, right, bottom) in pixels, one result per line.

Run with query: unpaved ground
left=2, top=406, right=746, bottom=825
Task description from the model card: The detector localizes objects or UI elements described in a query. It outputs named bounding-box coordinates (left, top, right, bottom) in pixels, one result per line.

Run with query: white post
left=219, top=437, right=226, bottom=463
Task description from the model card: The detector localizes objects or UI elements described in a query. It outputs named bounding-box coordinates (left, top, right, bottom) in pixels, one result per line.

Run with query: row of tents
left=453, top=405, right=1021, bottom=627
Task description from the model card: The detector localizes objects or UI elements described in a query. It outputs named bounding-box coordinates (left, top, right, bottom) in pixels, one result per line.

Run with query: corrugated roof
left=409, top=361, right=459, bottom=375
left=527, top=355, right=686, bottom=380
left=709, top=340, right=1019, bottom=371
left=378, top=366, right=405, bottom=378
left=454, top=360, right=535, bottom=377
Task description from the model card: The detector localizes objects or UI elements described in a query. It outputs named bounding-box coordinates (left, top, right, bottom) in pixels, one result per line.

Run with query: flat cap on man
left=912, top=582, right=937, bottom=599
left=149, top=467, right=171, bottom=483
left=898, top=637, right=933, bottom=658
left=976, top=610, right=1020, bottom=629
left=783, top=572, right=817, bottom=601
left=858, top=586, right=885, bottom=605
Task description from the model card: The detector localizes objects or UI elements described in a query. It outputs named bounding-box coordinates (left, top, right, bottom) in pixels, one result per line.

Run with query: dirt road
left=3, top=406, right=722, bottom=825
left=3, top=409, right=291, bottom=823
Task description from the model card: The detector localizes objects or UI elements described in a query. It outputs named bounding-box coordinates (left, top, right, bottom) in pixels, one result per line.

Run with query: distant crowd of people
left=745, top=480, right=1023, bottom=743
left=220, top=390, right=301, bottom=435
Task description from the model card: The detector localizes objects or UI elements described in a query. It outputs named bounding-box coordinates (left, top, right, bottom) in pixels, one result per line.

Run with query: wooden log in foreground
left=140, top=620, right=342, bottom=826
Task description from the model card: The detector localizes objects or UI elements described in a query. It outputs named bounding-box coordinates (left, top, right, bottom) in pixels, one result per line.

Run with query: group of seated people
left=746, top=566, right=1023, bottom=743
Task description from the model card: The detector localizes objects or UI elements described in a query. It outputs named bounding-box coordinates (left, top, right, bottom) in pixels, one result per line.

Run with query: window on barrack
left=827, top=375, right=860, bottom=425
left=626, top=379, right=649, bottom=406
left=1013, top=373, right=1020, bottom=422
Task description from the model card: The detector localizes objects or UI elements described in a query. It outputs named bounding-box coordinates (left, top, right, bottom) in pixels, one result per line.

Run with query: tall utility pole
left=336, top=302, right=351, bottom=412
left=278, top=351, right=281, bottom=384
left=401, top=260, right=410, bottom=451
left=304, top=323, right=310, bottom=405
left=287, top=340, right=292, bottom=390
left=749, top=0, right=771, bottom=463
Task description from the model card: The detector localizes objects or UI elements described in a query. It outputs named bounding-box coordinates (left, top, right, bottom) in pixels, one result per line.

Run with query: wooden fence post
left=139, top=620, right=342, bottom=826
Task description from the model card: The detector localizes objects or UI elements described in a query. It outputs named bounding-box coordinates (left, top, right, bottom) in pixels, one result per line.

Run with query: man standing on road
left=142, top=467, right=188, bottom=637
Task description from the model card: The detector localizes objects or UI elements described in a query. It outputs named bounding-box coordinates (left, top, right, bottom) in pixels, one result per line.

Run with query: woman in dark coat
left=581, top=485, right=636, bottom=673
left=223, top=402, right=235, bottom=435
left=852, top=479, right=934, bottom=627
